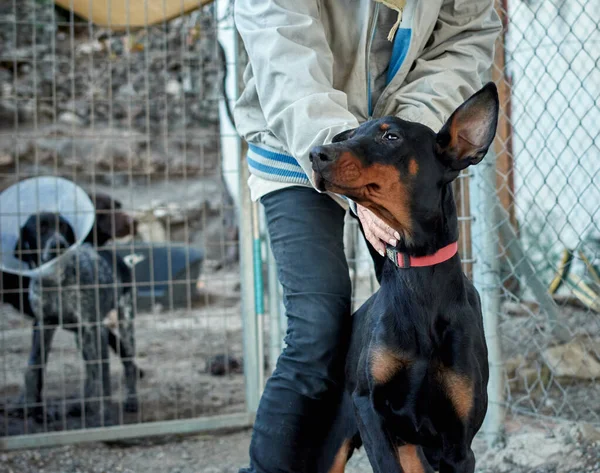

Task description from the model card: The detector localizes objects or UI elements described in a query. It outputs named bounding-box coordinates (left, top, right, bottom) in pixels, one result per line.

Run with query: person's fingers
left=368, top=219, right=397, bottom=246
left=369, top=212, right=400, bottom=243
left=363, top=225, right=386, bottom=256
left=359, top=206, right=399, bottom=246
left=357, top=205, right=386, bottom=255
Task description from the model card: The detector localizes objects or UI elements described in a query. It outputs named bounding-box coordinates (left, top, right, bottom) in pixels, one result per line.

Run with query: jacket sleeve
left=388, top=0, right=501, bottom=132
left=234, top=0, right=360, bottom=182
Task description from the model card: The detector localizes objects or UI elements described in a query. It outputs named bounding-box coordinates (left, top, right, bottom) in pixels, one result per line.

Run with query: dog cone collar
left=0, top=176, right=95, bottom=277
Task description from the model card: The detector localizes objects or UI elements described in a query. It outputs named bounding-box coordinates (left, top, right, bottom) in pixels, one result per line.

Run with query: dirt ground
left=0, top=266, right=246, bottom=436
left=1, top=418, right=600, bottom=473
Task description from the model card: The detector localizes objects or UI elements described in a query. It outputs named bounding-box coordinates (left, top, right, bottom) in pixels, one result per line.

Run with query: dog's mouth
left=312, top=170, right=327, bottom=192
left=312, top=170, right=367, bottom=200
left=41, top=234, right=71, bottom=264
left=312, top=163, right=360, bottom=191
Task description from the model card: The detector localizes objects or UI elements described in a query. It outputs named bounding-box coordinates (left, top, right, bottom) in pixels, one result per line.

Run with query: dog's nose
left=309, top=146, right=334, bottom=164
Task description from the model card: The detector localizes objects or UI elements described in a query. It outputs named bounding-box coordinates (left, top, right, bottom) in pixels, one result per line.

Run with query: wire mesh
left=487, top=0, right=600, bottom=433
left=0, top=0, right=249, bottom=444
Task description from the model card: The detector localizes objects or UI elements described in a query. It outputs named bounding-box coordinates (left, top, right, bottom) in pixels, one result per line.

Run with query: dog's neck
left=393, top=183, right=459, bottom=258
left=34, top=255, right=72, bottom=285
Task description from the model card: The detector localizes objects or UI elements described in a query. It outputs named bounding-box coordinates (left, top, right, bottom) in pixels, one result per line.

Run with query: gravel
left=1, top=420, right=599, bottom=473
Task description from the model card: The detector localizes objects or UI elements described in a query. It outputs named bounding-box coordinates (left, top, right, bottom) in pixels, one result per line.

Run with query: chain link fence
left=489, top=0, right=599, bottom=428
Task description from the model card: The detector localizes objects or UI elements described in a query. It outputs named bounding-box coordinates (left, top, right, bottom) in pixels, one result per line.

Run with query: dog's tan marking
left=409, top=158, right=419, bottom=176
left=397, top=445, right=426, bottom=473
left=337, top=152, right=362, bottom=182
left=438, top=368, right=474, bottom=420
left=366, top=165, right=413, bottom=243
left=380, top=123, right=390, bottom=131
left=328, top=439, right=351, bottom=473
left=370, top=346, right=412, bottom=384
left=326, top=162, right=413, bottom=243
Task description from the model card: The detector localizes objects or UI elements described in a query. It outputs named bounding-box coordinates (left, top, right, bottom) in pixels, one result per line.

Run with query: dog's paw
left=66, top=397, right=110, bottom=416
left=8, top=398, right=60, bottom=423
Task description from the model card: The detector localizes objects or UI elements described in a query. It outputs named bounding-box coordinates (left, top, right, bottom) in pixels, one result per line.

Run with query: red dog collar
left=385, top=241, right=458, bottom=269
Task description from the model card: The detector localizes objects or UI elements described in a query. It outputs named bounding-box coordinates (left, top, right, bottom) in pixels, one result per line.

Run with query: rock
left=579, top=423, right=600, bottom=443
left=505, top=356, right=551, bottom=392
left=136, top=216, right=167, bottom=243
left=0, top=152, right=13, bottom=166
left=165, top=79, right=182, bottom=97
left=58, top=111, right=84, bottom=126
left=502, top=300, right=537, bottom=317
left=76, top=41, right=104, bottom=55
left=542, top=339, right=600, bottom=380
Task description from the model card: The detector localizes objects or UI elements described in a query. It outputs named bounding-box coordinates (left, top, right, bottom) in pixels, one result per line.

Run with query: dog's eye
left=383, top=132, right=399, bottom=141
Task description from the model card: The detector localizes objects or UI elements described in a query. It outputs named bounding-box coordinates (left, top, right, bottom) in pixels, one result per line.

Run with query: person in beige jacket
left=233, top=1, right=501, bottom=471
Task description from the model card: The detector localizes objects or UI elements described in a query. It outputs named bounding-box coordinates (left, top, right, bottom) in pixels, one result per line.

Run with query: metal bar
left=470, top=146, right=504, bottom=447
left=496, top=212, right=570, bottom=343
left=0, top=413, right=254, bottom=451
left=252, top=200, right=265, bottom=394
left=239, top=162, right=260, bottom=413
left=230, top=20, right=261, bottom=414
left=266, top=229, right=282, bottom=375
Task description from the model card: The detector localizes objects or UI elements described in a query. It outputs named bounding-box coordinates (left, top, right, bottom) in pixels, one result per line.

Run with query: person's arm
left=234, top=0, right=360, bottom=183
left=359, top=0, right=500, bottom=253
left=389, top=0, right=501, bottom=131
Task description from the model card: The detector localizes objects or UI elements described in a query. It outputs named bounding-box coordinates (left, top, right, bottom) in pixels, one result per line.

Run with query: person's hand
left=357, top=205, right=400, bottom=256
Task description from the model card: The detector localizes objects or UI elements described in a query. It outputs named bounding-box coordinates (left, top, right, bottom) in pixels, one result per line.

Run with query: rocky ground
left=0, top=0, right=224, bottom=177
left=1, top=419, right=599, bottom=473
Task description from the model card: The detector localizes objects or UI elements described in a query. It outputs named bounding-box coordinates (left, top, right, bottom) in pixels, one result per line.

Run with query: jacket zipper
left=366, top=2, right=380, bottom=119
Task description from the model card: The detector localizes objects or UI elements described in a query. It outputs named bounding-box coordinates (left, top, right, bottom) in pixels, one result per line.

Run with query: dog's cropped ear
left=332, top=128, right=356, bottom=143
left=436, top=82, right=499, bottom=171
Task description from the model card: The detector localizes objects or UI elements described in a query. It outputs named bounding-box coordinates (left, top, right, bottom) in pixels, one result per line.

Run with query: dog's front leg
left=439, top=432, right=475, bottom=473
left=19, top=320, right=56, bottom=417
left=117, top=292, right=139, bottom=412
left=352, top=391, right=403, bottom=473
left=77, top=322, right=111, bottom=421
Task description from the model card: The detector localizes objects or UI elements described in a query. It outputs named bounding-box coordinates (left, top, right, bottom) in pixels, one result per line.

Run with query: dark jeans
left=240, top=186, right=383, bottom=473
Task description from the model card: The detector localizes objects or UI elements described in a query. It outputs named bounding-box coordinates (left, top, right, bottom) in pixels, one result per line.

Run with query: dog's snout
left=42, top=233, right=71, bottom=263
left=309, top=146, right=335, bottom=164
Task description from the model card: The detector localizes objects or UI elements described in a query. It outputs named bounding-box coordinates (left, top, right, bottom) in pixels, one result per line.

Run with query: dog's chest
left=28, top=248, right=117, bottom=324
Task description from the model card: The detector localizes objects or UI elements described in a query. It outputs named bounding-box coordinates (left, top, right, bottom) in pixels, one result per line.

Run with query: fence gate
left=0, top=0, right=259, bottom=449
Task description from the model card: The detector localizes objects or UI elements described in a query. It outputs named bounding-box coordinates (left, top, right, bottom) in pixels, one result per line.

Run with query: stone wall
left=0, top=1, right=236, bottom=262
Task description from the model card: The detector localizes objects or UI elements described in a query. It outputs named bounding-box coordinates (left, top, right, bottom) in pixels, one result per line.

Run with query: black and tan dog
left=310, top=83, right=499, bottom=473
left=13, top=210, right=139, bottom=421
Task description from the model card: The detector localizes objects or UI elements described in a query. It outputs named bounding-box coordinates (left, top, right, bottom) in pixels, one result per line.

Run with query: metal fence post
left=233, top=24, right=261, bottom=413
left=239, top=161, right=260, bottom=414
left=267, top=236, right=282, bottom=374
left=470, top=146, right=505, bottom=447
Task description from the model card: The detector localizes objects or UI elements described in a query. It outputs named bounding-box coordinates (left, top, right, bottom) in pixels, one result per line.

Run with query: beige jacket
left=233, top=0, right=501, bottom=205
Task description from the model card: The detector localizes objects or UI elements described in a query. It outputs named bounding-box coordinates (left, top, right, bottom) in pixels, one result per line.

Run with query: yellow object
left=373, top=0, right=407, bottom=41
left=54, top=0, right=214, bottom=31
left=578, top=249, right=600, bottom=286
left=548, top=248, right=573, bottom=295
